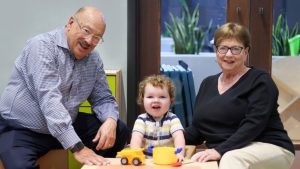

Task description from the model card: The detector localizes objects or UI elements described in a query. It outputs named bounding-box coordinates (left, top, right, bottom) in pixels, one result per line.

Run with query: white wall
left=0, top=1, right=128, bottom=110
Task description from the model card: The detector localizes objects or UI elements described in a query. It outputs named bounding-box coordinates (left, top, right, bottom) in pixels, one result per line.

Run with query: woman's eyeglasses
left=216, top=45, right=244, bottom=55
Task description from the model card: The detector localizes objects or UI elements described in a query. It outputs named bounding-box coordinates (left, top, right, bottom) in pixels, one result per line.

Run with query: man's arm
left=24, top=37, right=81, bottom=149
left=88, top=58, right=119, bottom=122
left=87, top=56, right=120, bottom=150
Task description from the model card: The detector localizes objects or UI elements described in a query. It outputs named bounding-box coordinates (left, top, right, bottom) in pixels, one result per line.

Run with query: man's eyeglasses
left=216, top=45, right=244, bottom=55
left=73, top=15, right=104, bottom=46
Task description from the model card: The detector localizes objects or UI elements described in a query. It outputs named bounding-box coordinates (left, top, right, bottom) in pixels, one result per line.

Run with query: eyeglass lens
left=217, top=46, right=243, bottom=55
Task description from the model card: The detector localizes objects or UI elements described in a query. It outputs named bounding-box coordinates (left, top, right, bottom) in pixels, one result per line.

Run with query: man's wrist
left=107, top=117, right=117, bottom=124
left=70, top=141, right=84, bottom=153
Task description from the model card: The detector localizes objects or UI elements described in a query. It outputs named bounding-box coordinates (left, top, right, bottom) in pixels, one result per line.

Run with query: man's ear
left=65, top=16, right=75, bottom=30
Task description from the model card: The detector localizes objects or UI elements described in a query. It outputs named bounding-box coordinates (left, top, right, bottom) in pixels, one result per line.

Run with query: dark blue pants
left=0, top=113, right=130, bottom=169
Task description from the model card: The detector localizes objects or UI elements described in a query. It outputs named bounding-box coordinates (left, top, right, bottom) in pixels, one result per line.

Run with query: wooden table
left=81, top=158, right=218, bottom=169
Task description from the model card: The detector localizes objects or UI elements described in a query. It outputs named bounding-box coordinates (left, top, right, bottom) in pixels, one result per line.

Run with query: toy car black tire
left=121, top=157, right=128, bottom=165
left=132, top=158, right=140, bottom=166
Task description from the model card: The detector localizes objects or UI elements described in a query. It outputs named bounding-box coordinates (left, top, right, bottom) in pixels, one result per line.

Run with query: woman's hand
left=191, top=148, right=221, bottom=162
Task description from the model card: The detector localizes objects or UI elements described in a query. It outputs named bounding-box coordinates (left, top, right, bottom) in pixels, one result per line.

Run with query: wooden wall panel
left=127, top=0, right=161, bottom=129
left=227, top=0, right=272, bottom=73
left=227, top=0, right=250, bottom=27
left=249, top=0, right=272, bottom=73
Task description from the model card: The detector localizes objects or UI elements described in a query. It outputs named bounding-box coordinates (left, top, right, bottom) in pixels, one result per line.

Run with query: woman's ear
left=244, top=47, right=250, bottom=66
left=245, top=46, right=250, bottom=54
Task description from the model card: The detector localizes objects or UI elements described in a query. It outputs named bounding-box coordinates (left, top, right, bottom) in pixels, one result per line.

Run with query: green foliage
left=272, top=14, right=299, bottom=56
left=164, top=0, right=212, bottom=54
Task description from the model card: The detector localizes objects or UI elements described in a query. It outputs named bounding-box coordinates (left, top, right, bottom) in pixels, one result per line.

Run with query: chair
left=272, top=57, right=300, bottom=146
left=184, top=145, right=196, bottom=159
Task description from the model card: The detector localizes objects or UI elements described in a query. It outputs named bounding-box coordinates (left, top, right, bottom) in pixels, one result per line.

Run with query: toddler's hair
left=137, top=74, right=176, bottom=105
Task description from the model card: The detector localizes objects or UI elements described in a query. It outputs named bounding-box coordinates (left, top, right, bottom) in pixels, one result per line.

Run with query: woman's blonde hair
left=214, top=22, right=251, bottom=49
left=137, top=75, right=176, bottom=105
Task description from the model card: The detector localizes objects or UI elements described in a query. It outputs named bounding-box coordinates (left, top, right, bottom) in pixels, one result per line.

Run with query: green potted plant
left=272, top=14, right=299, bottom=56
left=164, top=0, right=212, bottom=54
left=161, top=0, right=218, bottom=95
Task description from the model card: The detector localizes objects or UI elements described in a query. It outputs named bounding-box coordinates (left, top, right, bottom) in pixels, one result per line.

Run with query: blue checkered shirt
left=0, top=27, right=119, bottom=149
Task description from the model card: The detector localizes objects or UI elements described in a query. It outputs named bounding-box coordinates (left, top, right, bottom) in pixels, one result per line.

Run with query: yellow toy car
left=116, top=148, right=146, bottom=166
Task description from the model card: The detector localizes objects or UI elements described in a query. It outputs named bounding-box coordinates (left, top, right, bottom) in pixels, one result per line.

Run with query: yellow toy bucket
left=152, top=147, right=177, bottom=165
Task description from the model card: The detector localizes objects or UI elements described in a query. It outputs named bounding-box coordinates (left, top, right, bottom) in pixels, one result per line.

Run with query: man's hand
left=73, top=146, right=110, bottom=166
left=92, top=117, right=117, bottom=150
left=191, top=148, right=221, bottom=162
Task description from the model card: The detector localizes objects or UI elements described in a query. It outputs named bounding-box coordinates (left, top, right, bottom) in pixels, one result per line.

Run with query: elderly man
left=0, top=6, right=130, bottom=169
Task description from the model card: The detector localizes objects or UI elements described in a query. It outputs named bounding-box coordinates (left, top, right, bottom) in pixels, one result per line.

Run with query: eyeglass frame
left=215, top=45, right=245, bottom=55
left=73, top=15, right=104, bottom=45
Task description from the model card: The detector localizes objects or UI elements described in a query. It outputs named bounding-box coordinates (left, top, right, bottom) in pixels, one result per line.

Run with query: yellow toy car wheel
left=132, top=158, right=141, bottom=166
left=121, top=157, right=128, bottom=165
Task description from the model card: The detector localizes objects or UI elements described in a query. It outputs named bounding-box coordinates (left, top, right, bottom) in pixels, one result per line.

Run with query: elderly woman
left=184, top=22, right=295, bottom=169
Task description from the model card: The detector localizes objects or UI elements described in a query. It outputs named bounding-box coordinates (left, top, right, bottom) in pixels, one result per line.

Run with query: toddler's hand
left=176, top=154, right=184, bottom=162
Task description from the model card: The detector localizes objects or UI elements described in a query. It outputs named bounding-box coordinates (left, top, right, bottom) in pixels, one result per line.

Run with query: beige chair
left=184, top=145, right=196, bottom=159
left=272, top=57, right=300, bottom=146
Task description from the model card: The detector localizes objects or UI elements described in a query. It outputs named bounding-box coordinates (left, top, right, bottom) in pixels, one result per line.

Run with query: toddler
left=130, top=75, right=185, bottom=161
